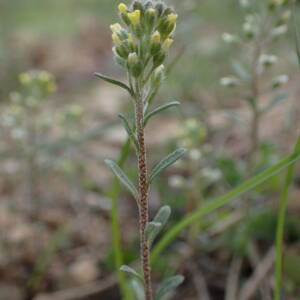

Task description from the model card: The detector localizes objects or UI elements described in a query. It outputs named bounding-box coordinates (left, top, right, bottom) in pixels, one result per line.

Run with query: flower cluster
left=221, top=0, right=293, bottom=90
left=19, top=70, right=56, bottom=97
left=110, top=1, right=177, bottom=83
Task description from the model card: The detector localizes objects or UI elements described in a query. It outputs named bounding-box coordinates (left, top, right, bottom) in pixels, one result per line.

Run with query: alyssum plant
left=95, top=1, right=185, bottom=299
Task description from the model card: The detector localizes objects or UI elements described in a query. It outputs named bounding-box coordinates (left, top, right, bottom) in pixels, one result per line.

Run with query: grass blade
left=152, top=151, right=300, bottom=262
left=274, top=136, right=300, bottom=300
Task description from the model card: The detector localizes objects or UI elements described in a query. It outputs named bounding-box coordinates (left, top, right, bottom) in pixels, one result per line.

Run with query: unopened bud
left=162, top=38, right=173, bottom=51
left=220, top=76, right=240, bottom=88
left=271, top=74, right=289, bottom=88
left=127, top=52, right=142, bottom=77
left=146, top=8, right=156, bottom=29
left=166, top=13, right=178, bottom=24
left=118, top=3, right=128, bottom=14
left=259, top=54, right=278, bottom=67
left=110, top=23, right=122, bottom=33
left=112, top=33, right=122, bottom=46
left=271, top=24, right=288, bottom=38
left=151, top=65, right=165, bottom=86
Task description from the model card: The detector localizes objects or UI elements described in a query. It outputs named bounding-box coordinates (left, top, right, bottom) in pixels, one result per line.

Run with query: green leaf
left=120, top=265, right=143, bottom=281
left=261, top=93, right=288, bottom=114
left=105, top=159, right=138, bottom=200
left=151, top=150, right=300, bottom=263
left=143, top=101, right=180, bottom=127
left=154, top=275, right=184, bottom=300
left=149, top=148, right=186, bottom=183
left=145, top=222, right=162, bottom=246
left=131, top=279, right=145, bottom=300
left=94, top=73, right=133, bottom=96
left=146, top=206, right=171, bottom=247
left=118, top=114, right=139, bottom=151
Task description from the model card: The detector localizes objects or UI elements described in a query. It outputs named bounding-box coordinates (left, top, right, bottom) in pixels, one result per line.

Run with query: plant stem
left=274, top=136, right=300, bottom=300
left=109, top=138, right=131, bottom=300
left=135, top=81, right=153, bottom=300
left=249, top=40, right=261, bottom=164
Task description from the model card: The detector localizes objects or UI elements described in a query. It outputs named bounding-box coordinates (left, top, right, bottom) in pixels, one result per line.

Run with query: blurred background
left=0, top=0, right=300, bottom=299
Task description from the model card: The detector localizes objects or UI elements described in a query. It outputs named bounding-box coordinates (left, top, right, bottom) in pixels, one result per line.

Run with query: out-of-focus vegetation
left=0, top=0, right=300, bottom=299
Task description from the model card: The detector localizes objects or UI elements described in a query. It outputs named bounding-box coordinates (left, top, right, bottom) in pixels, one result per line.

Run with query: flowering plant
left=95, top=1, right=185, bottom=299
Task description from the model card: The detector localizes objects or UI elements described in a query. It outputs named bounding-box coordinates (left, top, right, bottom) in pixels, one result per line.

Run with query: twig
left=33, top=274, right=117, bottom=300
left=238, top=247, right=275, bottom=300
left=248, top=242, right=272, bottom=300
left=189, top=263, right=211, bottom=300
left=225, top=256, right=243, bottom=300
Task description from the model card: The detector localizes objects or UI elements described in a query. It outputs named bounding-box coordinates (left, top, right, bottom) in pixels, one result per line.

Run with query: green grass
left=274, top=137, right=300, bottom=300
left=151, top=149, right=300, bottom=263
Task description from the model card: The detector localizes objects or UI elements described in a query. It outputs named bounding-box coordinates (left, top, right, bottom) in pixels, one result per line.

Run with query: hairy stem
left=135, top=83, right=153, bottom=300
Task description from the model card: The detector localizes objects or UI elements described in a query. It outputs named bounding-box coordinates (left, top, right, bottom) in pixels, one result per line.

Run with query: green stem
left=274, top=136, right=300, bottom=300
left=151, top=150, right=300, bottom=263
left=109, top=138, right=131, bottom=300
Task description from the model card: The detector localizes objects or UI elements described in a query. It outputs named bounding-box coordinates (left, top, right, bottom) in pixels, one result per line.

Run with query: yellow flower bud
left=112, top=32, right=122, bottom=46
left=151, top=31, right=161, bottom=44
left=162, top=38, right=173, bottom=51
left=127, top=10, right=141, bottom=26
left=147, top=8, right=156, bottom=14
left=166, top=13, right=178, bottom=24
left=110, top=23, right=122, bottom=33
left=128, top=33, right=134, bottom=44
left=118, top=3, right=128, bottom=14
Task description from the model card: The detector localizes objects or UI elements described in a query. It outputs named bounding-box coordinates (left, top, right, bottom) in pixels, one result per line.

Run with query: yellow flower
left=112, top=33, right=122, bottom=46
left=162, top=38, right=173, bottom=51
left=118, top=3, right=128, bottom=14
left=110, top=23, right=122, bottom=33
left=151, top=31, right=161, bottom=44
left=166, top=13, right=178, bottom=24
left=19, top=72, right=31, bottom=85
left=127, top=10, right=141, bottom=26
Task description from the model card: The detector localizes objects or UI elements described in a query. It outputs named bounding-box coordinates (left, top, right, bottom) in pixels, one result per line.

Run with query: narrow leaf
left=94, top=72, right=133, bottom=96
left=261, top=93, right=287, bottom=114
left=105, top=159, right=138, bottom=200
left=143, top=101, right=180, bottom=127
left=149, top=148, right=186, bottom=183
left=154, top=275, right=184, bottom=300
left=120, top=265, right=143, bottom=281
left=145, top=222, right=162, bottom=246
left=118, top=114, right=139, bottom=151
left=131, top=279, right=145, bottom=300
left=146, top=206, right=171, bottom=247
